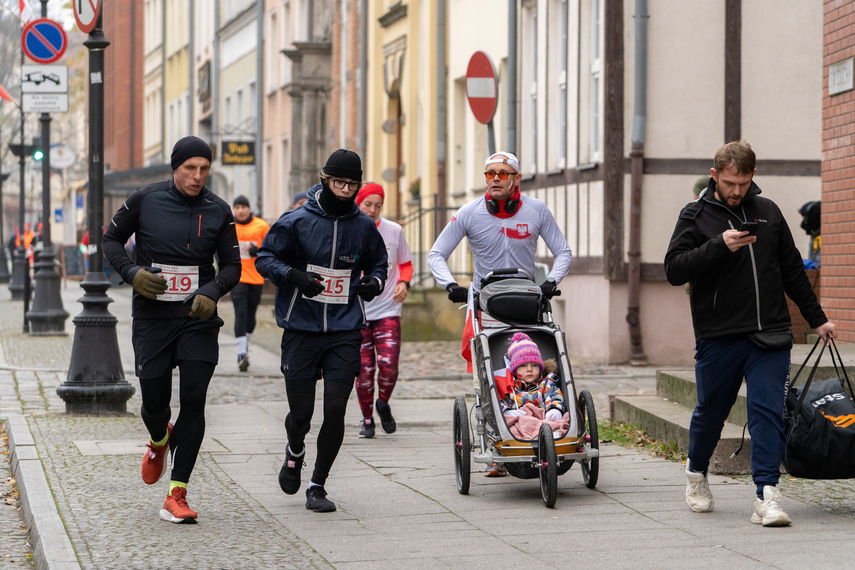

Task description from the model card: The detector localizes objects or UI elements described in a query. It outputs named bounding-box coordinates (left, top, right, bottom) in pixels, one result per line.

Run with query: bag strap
left=788, top=336, right=822, bottom=390
left=791, top=338, right=828, bottom=421
left=829, top=337, right=855, bottom=402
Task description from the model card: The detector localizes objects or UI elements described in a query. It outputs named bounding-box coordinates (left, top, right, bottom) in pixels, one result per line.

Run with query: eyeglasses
left=329, top=178, right=360, bottom=191
left=484, top=171, right=515, bottom=180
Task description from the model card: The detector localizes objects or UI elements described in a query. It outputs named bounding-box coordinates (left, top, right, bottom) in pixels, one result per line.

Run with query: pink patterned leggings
left=356, top=316, right=401, bottom=419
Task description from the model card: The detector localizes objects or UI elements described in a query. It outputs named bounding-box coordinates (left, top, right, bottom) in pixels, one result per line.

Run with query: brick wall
left=822, top=1, right=855, bottom=341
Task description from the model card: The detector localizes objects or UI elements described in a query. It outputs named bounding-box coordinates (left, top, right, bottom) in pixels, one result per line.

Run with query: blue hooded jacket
left=256, top=184, right=388, bottom=332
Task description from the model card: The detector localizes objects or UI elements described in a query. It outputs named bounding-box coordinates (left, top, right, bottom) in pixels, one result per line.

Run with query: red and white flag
left=19, top=0, right=35, bottom=24
left=0, top=83, right=12, bottom=103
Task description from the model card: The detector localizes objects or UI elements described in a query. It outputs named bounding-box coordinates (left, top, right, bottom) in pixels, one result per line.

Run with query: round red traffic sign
left=73, top=0, right=102, bottom=34
left=21, top=18, right=67, bottom=64
left=465, top=51, right=498, bottom=125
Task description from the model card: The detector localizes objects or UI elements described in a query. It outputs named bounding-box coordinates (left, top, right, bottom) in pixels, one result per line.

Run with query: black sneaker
left=376, top=399, right=397, bottom=433
left=278, top=446, right=305, bottom=495
left=359, top=418, right=375, bottom=438
left=305, top=486, right=336, bottom=512
left=238, top=353, right=249, bottom=372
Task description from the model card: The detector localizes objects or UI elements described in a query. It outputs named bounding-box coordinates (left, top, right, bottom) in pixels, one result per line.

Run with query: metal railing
left=396, top=198, right=474, bottom=288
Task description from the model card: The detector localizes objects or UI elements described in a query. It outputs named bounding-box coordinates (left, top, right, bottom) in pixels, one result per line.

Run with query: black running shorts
left=279, top=330, right=362, bottom=393
left=132, top=316, right=224, bottom=378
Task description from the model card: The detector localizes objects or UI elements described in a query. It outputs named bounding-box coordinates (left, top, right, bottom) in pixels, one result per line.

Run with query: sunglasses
left=484, top=171, right=515, bottom=180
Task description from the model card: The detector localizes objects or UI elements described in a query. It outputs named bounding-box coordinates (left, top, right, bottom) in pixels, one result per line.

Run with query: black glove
left=355, top=276, right=381, bottom=302
left=188, top=294, right=216, bottom=320
left=287, top=268, right=325, bottom=298
left=131, top=267, right=168, bottom=300
left=248, top=244, right=258, bottom=257
left=540, top=279, right=560, bottom=299
left=446, top=283, right=469, bottom=303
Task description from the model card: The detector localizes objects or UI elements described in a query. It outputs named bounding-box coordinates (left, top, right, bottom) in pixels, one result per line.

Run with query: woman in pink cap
left=354, top=183, right=414, bottom=437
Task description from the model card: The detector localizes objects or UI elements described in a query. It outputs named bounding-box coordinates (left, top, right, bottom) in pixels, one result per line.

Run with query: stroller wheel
left=453, top=396, right=471, bottom=494
left=538, top=423, right=558, bottom=508
left=579, top=389, right=599, bottom=489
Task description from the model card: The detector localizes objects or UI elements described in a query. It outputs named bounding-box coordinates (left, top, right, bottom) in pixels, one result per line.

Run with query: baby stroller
left=452, top=269, right=599, bottom=508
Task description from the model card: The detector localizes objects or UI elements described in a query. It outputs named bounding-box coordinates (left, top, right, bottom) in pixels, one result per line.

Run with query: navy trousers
left=689, top=335, right=790, bottom=490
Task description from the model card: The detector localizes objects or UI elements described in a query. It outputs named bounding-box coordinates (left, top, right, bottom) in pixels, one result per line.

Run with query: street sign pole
left=59, top=5, right=135, bottom=413
left=0, top=172, right=11, bottom=283
left=26, top=0, right=69, bottom=336
left=9, top=47, right=28, bottom=306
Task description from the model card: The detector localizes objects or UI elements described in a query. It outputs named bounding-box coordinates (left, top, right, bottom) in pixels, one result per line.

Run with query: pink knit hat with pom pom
left=507, top=333, right=544, bottom=375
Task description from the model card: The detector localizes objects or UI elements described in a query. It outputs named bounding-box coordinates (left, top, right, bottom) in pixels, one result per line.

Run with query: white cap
left=484, top=151, right=520, bottom=173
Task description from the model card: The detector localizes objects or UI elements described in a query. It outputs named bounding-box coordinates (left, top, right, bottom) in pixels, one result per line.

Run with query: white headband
left=484, top=152, right=520, bottom=173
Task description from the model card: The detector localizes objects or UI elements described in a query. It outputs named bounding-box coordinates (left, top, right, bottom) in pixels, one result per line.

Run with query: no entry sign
left=22, top=18, right=67, bottom=64
left=465, top=51, right=498, bottom=125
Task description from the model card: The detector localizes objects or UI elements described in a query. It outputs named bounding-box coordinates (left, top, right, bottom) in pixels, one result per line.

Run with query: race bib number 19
left=305, top=264, right=351, bottom=305
left=151, top=263, right=199, bottom=301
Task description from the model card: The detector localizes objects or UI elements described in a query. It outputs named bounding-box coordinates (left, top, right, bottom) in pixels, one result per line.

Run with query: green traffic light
left=33, top=149, right=44, bottom=161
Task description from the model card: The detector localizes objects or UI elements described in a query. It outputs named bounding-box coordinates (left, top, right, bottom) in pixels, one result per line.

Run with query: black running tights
left=139, top=360, right=216, bottom=484
left=284, top=379, right=354, bottom=487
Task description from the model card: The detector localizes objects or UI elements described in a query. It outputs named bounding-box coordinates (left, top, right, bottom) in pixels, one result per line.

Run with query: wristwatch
left=398, top=280, right=411, bottom=290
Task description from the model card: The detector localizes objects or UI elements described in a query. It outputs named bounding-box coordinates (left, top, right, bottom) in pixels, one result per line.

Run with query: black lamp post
left=0, top=171, right=13, bottom=283
left=58, top=7, right=134, bottom=413
left=27, top=2, right=69, bottom=334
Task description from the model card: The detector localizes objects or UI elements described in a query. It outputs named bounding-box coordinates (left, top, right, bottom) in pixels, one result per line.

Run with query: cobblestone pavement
left=6, top=285, right=855, bottom=568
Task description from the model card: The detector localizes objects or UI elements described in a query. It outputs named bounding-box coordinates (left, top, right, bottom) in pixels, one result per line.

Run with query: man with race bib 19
left=102, top=135, right=241, bottom=524
left=256, top=149, right=388, bottom=513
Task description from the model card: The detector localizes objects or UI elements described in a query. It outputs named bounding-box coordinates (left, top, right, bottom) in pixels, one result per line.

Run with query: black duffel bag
left=783, top=337, right=855, bottom=479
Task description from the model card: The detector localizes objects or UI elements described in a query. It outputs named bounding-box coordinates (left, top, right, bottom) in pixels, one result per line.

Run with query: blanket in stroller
left=505, top=402, right=570, bottom=440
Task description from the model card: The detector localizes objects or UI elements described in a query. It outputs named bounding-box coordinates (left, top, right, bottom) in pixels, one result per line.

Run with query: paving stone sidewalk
left=4, top=284, right=855, bottom=568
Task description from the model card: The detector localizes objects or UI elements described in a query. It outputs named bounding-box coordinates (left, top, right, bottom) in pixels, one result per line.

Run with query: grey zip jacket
left=664, top=178, right=827, bottom=341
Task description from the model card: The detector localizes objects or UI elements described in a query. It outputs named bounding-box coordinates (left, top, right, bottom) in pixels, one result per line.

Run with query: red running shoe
left=159, top=486, right=198, bottom=524
left=141, top=423, right=172, bottom=485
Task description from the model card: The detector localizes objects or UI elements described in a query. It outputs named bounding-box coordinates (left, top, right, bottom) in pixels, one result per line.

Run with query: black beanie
left=171, top=136, right=213, bottom=170
left=233, top=195, right=250, bottom=208
left=322, top=149, right=362, bottom=181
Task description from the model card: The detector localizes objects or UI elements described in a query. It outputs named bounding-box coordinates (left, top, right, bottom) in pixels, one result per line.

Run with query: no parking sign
left=21, top=18, right=67, bottom=64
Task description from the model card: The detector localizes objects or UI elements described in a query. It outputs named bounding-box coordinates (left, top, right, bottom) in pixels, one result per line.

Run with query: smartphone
left=740, top=221, right=758, bottom=235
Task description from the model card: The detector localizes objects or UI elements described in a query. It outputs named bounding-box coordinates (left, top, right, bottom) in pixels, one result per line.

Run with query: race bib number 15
left=305, top=264, right=351, bottom=305
left=151, top=263, right=199, bottom=301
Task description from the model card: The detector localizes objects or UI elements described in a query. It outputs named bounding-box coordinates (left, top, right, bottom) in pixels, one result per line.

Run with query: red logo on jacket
left=500, top=224, right=531, bottom=239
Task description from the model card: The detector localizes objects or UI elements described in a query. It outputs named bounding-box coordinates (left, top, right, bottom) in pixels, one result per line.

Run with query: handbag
left=747, top=330, right=793, bottom=350
left=783, top=337, right=855, bottom=479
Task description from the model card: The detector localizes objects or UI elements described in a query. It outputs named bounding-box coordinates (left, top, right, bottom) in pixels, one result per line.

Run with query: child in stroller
left=485, top=332, right=568, bottom=477
left=500, top=332, right=567, bottom=428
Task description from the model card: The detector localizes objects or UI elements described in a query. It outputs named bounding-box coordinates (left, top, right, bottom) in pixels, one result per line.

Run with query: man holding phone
left=665, top=140, right=836, bottom=527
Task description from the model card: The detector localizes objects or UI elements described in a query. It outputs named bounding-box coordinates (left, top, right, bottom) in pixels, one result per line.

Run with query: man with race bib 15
left=256, top=149, right=387, bottom=513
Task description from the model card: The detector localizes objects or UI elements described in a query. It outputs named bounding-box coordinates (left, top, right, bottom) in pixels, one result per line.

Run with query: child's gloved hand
left=545, top=409, right=563, bottom=422
left=504, top=409, right=526, bottom=418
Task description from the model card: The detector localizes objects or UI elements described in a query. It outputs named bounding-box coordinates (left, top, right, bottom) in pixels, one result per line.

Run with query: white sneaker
left=685, top=462, right=714, bottom=513
left=751, top=485, right=792, bottom=526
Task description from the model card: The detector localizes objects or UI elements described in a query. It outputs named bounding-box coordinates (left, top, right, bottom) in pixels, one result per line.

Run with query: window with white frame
left=529, top=9, right=538, bottom=170
left=558, top=0, right=568, bottom=168
left=590, top=0, right=601, bottom=162
left=236, top=87, right=244, bottom=129
left=267, top=10, right=278, bottom=93
left=282, top=0, right=292, bottom=85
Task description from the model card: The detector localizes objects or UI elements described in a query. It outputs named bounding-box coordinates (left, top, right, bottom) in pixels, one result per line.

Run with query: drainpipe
left=358, top=0, right=367, bottom=159
left=435, top=0, right=447, bottom=235
left=507, top=0, right=517, bottom=154
left=627, top=0, right=648, bottom=365
left=256, top=0, right=264, bottom=213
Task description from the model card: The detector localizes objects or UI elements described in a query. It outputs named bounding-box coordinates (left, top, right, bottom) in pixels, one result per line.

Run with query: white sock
left=236, top=336, right=247, bottom=355
left=307, top=482, right=320, bottom=489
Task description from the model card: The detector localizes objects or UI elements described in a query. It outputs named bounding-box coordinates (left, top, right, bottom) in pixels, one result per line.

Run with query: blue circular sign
left=21, top=19, right=67, bottom=64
